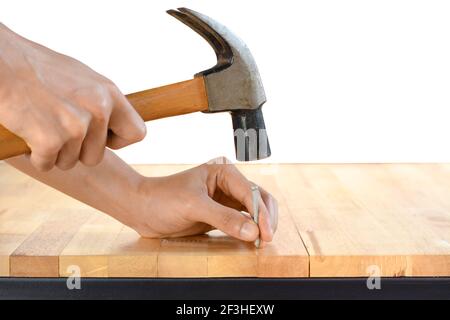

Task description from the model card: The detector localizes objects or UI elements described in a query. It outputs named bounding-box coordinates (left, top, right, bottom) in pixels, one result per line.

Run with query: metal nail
left=251, top=185, right=260, bottom=248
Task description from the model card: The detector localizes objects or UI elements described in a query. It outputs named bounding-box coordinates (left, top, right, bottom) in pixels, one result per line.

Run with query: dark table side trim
left=0, top=277, right=449, bottom=300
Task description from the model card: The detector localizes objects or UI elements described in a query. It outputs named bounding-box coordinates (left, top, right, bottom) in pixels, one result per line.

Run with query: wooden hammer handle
left=127, top=77, right=208, bottom=122
left=0, top=77, right=208, bottom=160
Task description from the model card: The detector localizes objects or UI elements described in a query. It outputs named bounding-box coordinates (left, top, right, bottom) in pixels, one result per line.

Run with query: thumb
left=107, top=88, right=147, bottom=149
left=197, top=196, right=259, bottom=242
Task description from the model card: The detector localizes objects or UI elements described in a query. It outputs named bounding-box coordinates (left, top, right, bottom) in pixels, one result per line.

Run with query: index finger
left=209, top=161, right=277, bottom=242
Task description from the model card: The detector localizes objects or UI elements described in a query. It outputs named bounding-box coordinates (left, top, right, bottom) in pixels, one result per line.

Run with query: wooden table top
left=0, top=163, right=449, bottom=278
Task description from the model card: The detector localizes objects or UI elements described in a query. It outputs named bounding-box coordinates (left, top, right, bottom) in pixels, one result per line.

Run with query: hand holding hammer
left=0, top=8, right=270, bottom=169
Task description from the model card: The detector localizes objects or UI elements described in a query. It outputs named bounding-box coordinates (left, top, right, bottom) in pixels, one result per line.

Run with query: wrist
left=114, top=175, right=156, bottom=233
left=87, top=167, right=143, bottom=214
left=103, top=167, right=157, bottom=232
left=73, top=151, right=146, bottom=229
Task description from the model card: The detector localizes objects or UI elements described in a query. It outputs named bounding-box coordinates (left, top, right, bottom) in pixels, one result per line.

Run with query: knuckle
left=69, top=123, right=87, bottom=140
left=103, top=79, right=117, bottom=91
left=203, top=157, right=233, bottom=175
left=91, top=93, right=112, bottom=123
left=60, top=111, right=90, bottom=141
left=92, top=82, right=112, bottom=96
left=31, top=156, right=53, bottom=172
left=217, top=162, right=239, bottom=182
left=221, top=210, right=235, bottom=230
left=39, top=138, right=63, bottom=155
left=219, top=156, right=232, bottom=165
left=129, top=122, right=147, bottom=142
left=206, top=156, right=232, bottom=166
left=91, top=105, right=110, bottom=123
left=104, top=82, right=120, bottom=99
left=221, top=161, right=237, bottom=174
left=78, top=84, right=112, bottom=123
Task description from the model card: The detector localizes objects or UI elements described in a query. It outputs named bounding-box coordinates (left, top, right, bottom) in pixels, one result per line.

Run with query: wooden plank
left=0, top=164, right=47, bottom=275
left=239, top=165, right=309, bottom=277
left=10, top=209, right=91, bottom=277
left=157, top=231, right=256, bottom=278
left=157, top=232, right=256, bottom=278
left=59, top=212, right=124, bottom=277
left=206, top=230, right=257, bottom=277
left=0, top=209, right=49, bottom=276
left=108, top=226, right=160, bottom=277
left=1, top=163, right=450, bottom=278
left=276, top=164, right=450, bottom=277
left=157, top=236, right=209, bottom=277
left=331, top=164, right=450, bottom=276
left=0, top=164, right=47, bottom=212
left=256, top=203, right=309, bottom=277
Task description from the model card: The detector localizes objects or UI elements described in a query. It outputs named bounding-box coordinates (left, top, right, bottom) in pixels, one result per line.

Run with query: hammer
left=0, top=8, right=270, bottom=162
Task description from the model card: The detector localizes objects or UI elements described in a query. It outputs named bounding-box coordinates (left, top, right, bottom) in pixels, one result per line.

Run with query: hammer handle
left=0, top=77, right=208, bottom=160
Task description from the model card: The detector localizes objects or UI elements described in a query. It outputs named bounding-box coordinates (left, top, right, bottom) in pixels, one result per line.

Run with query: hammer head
left=167, top=8, right=271, bottom=161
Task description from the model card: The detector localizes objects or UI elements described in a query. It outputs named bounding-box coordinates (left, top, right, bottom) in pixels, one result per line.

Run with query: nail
left=240, top=222, right=258, bottom=241
left=251, top=185, right=261, bottom=248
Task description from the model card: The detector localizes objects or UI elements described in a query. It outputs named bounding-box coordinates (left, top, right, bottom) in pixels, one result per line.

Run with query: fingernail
left=240, top=222, right=258, bottom=241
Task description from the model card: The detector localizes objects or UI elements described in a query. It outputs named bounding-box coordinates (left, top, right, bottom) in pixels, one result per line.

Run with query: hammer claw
left=167, top=8, right=233, bottom=75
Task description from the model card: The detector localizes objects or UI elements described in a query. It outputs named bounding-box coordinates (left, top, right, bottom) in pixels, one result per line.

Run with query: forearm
left=6, top=150, right=144, bottom=227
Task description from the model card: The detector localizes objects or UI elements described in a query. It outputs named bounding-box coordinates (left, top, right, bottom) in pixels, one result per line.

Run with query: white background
left=2, top=0, right=450, bottom=164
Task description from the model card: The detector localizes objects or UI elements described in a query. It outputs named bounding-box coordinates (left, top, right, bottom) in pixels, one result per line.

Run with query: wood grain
left=108, top=226, right=160, bottom=278
left=206, top=230, right=258, bottom=277
left=0, top=209, right=49, bottom=276
left=128, top=77, right=208, bottom=122
left=0, top=163, right=449, bottom=277
left=10, top=209, right=91, bottom=277
left=0, top=126, right=29, bottom=160
left=239, top=165, right=309, bottom=277
left=275, top=164, right=450, bottom=277
left=59, top=212, right=124, bottom=277
left=157, top=236, right=209, bottom=277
